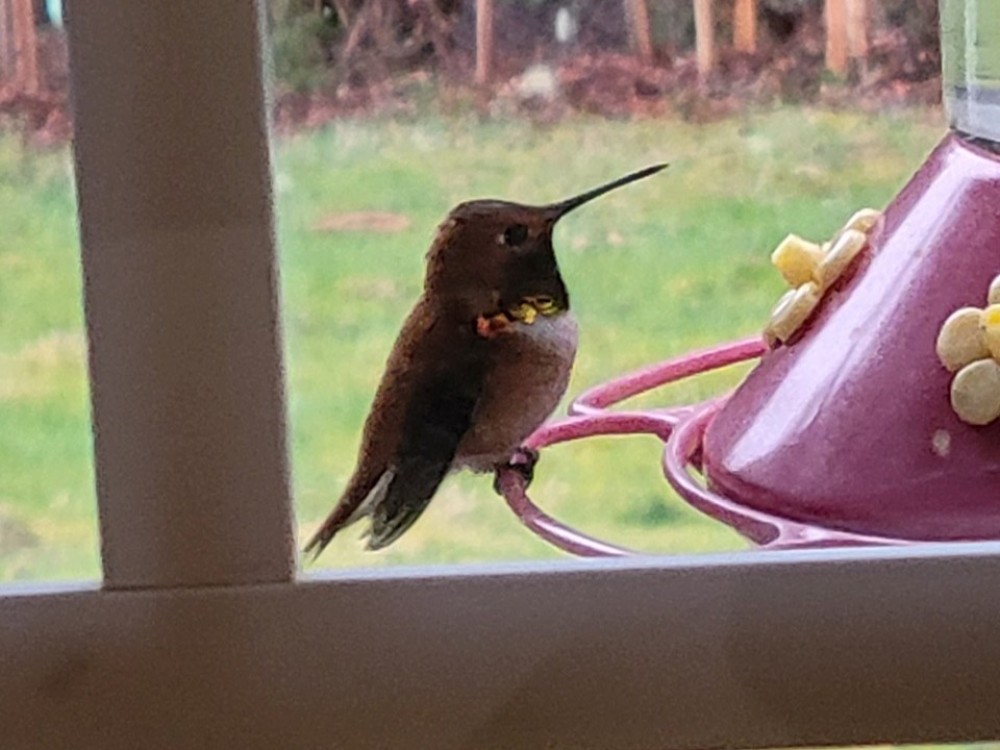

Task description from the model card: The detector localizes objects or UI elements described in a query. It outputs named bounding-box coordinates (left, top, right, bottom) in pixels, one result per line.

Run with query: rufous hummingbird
left=304, top=164, right=666, bottom=558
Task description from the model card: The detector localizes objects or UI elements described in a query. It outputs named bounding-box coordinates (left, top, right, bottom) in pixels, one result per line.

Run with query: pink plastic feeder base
left=706, top=134, right=1000, bottom=542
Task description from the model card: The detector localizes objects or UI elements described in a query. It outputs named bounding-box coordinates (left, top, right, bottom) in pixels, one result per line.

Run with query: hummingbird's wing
left=303, top=300, right=488, bottom=558
left=364, top=355, right=485, bottom=549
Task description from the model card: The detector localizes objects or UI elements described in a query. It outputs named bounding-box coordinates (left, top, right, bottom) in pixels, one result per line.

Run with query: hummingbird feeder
left=497, top=1, right=1000, bottom=556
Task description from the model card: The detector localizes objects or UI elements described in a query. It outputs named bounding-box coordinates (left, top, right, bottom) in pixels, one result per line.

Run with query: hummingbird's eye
left=502, top=224, right=529, bottom=247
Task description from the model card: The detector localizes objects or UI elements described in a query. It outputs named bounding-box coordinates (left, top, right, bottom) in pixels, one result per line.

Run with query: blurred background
left=0, top=0, right=949, bottom=580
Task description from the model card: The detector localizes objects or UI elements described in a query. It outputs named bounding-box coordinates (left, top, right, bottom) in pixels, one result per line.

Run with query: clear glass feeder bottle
left=942, top=0, right=1000, bottom=145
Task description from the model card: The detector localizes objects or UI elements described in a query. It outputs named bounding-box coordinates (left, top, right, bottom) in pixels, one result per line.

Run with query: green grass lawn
left=0, top=106, right=944, bottom=581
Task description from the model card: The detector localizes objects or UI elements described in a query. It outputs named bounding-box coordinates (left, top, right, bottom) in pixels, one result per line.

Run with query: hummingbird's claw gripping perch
left=494, top=446, right=540, bottom=494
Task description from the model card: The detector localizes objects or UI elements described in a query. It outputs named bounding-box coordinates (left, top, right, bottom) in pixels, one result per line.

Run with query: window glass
left=269, top=2, right=946, bottom=570
left=0, top=4, right=98, bottom=581
left=1, top=2, right=970, bottom=581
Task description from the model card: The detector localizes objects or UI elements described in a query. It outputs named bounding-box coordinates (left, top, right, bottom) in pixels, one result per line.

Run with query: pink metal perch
left=497, top=336, right=911, bottom=557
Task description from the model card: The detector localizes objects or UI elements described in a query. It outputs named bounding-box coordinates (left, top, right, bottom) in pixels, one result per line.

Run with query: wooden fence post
left=846, top=0, right=869, bottom=62
left=824, top=0, right=848, bottom=76
left=5, top=0, right=39, bottom=95
left=733, top=0, right=757, bottom=54
left=626, top=0, right=655, bottom=65
left=0, top=0, right=11, bottom=91
left=694, top=0, right=715, bottom=79
left=475, top=0, right=494, bottom=85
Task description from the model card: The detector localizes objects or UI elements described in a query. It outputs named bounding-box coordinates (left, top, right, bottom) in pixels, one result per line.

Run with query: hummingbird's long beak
left=545, top=163, right=668, bottom=222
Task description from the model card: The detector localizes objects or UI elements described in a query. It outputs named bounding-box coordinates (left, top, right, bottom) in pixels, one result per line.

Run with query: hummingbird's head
left=423, top=164, right=667, bottom=317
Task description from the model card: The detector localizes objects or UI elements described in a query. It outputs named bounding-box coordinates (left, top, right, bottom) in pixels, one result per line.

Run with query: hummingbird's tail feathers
left=366, top=455, right=452, bottom=550
left=303, top=468, right=394, bottom=562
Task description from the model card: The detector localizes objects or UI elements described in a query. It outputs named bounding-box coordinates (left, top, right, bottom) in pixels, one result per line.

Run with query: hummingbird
left=304, top=164, right=666, bottom=558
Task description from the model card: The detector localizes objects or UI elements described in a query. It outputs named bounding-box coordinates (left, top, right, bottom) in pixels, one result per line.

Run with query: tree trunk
left=625, top=0, right=654, bottom=65
left=474, top=0, right=494, bottom=85
left=693, top=0, right=715, bottom=79
left=733, top=0, right=757, bottom=54
left=824, top=0, right=848, bottom=76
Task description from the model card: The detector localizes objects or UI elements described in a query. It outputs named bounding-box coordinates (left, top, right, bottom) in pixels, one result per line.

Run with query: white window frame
left=3, top=3, right=1000, bottom=748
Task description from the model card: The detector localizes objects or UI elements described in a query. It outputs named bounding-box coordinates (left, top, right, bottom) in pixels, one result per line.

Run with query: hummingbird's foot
left=493, top=446, right=540, bottom=494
